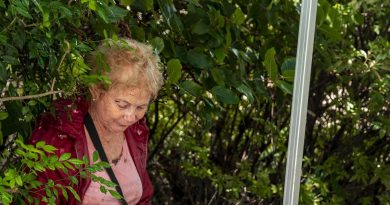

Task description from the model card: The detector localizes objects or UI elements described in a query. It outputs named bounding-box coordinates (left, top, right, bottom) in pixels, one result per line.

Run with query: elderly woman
left=29, top=39, right=163, bottom=205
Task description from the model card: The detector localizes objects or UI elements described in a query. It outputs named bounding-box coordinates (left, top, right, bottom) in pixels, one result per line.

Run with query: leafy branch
left=0, top=139, right=121, bottom=205
left=0, top=90, right=63, bottom=103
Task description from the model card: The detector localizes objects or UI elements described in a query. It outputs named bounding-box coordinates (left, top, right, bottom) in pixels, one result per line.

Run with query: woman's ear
left=89, top=84, right=102, bottom=100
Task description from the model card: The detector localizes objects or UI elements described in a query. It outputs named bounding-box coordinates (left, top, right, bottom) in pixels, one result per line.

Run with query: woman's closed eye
left=115, top=100, right=128, bottom=109
left=137, top=106, right=147, bottom=111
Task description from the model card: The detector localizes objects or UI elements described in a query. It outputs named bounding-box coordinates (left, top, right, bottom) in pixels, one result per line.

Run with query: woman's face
left=91, top=86, right=151, bottom=134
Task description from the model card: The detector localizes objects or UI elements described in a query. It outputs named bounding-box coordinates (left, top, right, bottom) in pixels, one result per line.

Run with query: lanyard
left=84, top=113, right=128, bottom=205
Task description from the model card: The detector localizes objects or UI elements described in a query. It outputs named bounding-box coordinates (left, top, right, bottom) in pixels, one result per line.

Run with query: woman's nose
left=123, top=109, right=136, bottom=123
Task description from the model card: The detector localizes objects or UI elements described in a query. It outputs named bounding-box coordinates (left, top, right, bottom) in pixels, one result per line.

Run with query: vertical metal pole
left=282, top=0, right=318, bottom=205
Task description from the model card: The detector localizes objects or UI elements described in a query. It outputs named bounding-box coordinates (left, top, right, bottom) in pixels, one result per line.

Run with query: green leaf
left=133, top=0, right=154, bottom=12
left=42, top=144, right=57, bottom=153
left=214, top=47, right=226, bottom=64
left=211, top=68, right=225, bottom=86
left=109, top=189, right=123, bottom=199
left=192, top=20, right=210, bottom=35
left=318, top=25, right=342, bottom=41
left=61, top=185, right=70, bottom=201
left=96, top=5, right=128, bottom=24
left=15, top=176, right=23, bottom=186
left=99, top=185, right=107, bottom=194
left=281, top=58, right=296, bottom=82
left=3, top=56, right=20, bottom=65
left=83, top=155, right=89, bottom=165
left=0, top=111, right=8, bottom=120
left=264, top=48, right=278, bottom=81
left=68, top=158, right=84, bottom=165
left=66, top=186, right=80, bottom=202
left=282, top=70, right=295, bottom=82
left=276, top=80, right=293, bottom=95
left=211, top=86, right=239, bottom=104
left=69, top=176, right=78, bottom=185
left=12, top=4, right=33, bottom=19
left=156, top=0, right=183, bottom=33
left=120, top=0, right=134, bottom=6
left=53, top=189, right=59, bottom=200
left=150, top=37, right=164, bottom=54
left=167, top=59, right=182, bottom=84
left=93, top=151, right=99, bottom=163
left=88, top=0, right=96, bottom=10
left=0, top=34, right=7, bottom=45
left=31, top=0, right=43, bottom=13
left=33, top=162, right=45, bottom=172
left=281, top=58, right=296, bottom=73
left=187, top=49, right=212, bottom=69
left=180, top=81, right=203, bottom=97
left=47, top=179, right=55, bottom=187
left=1, top=192, right=12, bottom=205
left=235, top=84, right=254, bottom=103
left=10, top=179, right=15, bottom=188
left=59, top=153, right=71, bottom=161
left=43, top=11, right=50, bottom=27
left=64, top=162, right=75, bottom=171
left=36, top=141, right=45, bottom=148
left=26, top=152, right=39, bottom=160
left=27, top=100, right=37, bottom=106
left=231, top=7, right=245, bottom=25
left=131, top=26, right=145, bottom=42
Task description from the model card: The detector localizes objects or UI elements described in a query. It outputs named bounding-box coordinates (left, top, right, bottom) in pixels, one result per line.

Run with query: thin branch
left=0, top=90, right=62, bottom=102
left=1, top=17, right=17, bottom=33
left=207, top=191, right=218, bottom=205
left=51, top=78, right=56, bottom=92
left=150, top=100, right=159, bottom=139
left=149, top=111, right=187, bottom=161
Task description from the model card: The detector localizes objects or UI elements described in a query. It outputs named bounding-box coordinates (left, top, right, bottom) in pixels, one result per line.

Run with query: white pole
left=282, top=0, right=318, bottom=204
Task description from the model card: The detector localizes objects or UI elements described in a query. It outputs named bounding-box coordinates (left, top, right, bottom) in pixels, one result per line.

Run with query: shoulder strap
left=84, top=113, right=127, bottom=205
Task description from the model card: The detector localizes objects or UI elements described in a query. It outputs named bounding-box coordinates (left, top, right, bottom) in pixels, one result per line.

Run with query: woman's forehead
left=107, top=87, right=150, bottom=102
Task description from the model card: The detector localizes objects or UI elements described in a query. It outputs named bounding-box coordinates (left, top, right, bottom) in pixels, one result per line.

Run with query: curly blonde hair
left=88, top=38, right=164, bottom=99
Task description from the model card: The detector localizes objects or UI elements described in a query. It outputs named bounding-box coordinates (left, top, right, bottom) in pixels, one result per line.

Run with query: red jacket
left=29, top=97, right=154, bottom=204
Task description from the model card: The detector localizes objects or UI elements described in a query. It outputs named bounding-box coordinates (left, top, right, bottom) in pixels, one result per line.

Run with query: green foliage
left=0, top=139, right=118, bottom=204
left=0, top=0, right=389, bottom=204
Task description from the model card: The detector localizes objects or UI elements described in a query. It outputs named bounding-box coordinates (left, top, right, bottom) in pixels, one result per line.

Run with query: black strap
left=84, top=113, right=127, bottom=205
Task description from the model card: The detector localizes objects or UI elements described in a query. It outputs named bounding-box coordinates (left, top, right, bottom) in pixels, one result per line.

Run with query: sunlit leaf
left=0, top=111, right=8, bottom=120
left=180, top=81, right=203, bottom=97
left=264, top=48, right=278, bottom=81
left=235, top=83, right=254, bottom=103
left=150, top=37, right=164, bottom=54
left=167, top=59, right=182, bottom=84
left=59, top=153, right=71, bottom=161
left=231, top=7, right=245, bottom=25
left=211, top=86, right=239, bottom=104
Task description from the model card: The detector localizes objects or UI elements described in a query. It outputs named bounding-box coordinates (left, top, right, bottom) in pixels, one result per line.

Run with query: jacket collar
left=52, top=97, right=90, bottom=140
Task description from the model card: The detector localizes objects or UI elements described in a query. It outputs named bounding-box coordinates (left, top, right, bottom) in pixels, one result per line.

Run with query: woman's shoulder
left=30, top=97, right=90, bottom=145
left=125, top=117, right=149, bottom=143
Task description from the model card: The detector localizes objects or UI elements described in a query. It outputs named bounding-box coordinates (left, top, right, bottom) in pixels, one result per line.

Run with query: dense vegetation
left=0, top=0, right=389, bottom=204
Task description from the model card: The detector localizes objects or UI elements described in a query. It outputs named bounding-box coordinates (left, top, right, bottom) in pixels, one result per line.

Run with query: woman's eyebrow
left=115, top=98, right=149, bottom=107
left=115, top=98, right=130, bottom=104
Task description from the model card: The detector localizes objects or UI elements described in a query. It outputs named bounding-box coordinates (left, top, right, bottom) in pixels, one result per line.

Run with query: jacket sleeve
left=137, top=168, right=154, bottom=204
left=131, top=118, right=154, bottom=205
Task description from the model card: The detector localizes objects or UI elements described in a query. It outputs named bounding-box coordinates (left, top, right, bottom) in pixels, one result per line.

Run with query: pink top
left=81, top=133, right=143, bottom=205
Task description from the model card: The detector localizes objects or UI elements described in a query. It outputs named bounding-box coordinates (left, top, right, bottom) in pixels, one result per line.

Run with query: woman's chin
left=117, top=124, right=130, bottom=131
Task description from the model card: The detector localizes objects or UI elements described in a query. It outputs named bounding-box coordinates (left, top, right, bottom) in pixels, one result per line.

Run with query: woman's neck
left=88, top=107, right=124, bottom=144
